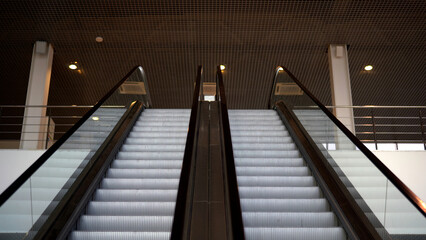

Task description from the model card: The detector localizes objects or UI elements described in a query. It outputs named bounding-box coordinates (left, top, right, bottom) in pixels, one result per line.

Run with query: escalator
left=229, top=109, right=346, bottom=239
left=0, top=65, right=425, bottom=240
left=69, top=109, right=190, bottom=239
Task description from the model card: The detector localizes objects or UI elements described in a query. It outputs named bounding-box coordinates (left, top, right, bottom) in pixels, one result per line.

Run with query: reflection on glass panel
left=0, top=67, right=149, bottom=239
left=271, top=68, right=426, bottom=238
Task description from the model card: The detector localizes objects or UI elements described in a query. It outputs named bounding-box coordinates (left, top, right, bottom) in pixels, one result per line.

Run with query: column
left=20, top=41, right=54, bottom=149
left=328, top=44, right=355, bottom=134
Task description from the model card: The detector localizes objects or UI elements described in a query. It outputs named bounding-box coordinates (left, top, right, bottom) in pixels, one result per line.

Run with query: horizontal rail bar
left=0, top=105, right=126, bottom=108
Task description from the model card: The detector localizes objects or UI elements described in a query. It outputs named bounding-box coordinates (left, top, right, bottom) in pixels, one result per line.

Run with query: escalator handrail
left=216, top=66, right=246, bottom=239
left=0, top=66, right=149, bottom=207
left=170, top=66, right=203, bottom=239
left=273, top=66, right=426, bottom=217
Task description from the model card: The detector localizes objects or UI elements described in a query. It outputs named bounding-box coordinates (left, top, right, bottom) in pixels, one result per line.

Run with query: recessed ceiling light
left=92, top=116, right=99, bottom=121
left=364, top=65, right=373, bottom=71
left=219, top=65, right=226, bottom=71
left=68, top=63, right=78, bottom=70
left=95, top=36, right=103, bottom=43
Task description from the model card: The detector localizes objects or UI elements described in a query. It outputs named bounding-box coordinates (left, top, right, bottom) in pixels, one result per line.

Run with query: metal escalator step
left=243, top=212, right=337, bottom=227
left=229, top=109, right=346, bottom=239
left=230, top=125, right=285, bottom=131
left=86, top=202, right=175, bottom=216
left=121, top=144, right=185, bottom=152
left=241, top=198, right=329, bottom=212
left=124, top=137, right=187, bottom=145
left=230, top=120, right=283, bottom=126
left=93, top=189, right=177, bottom=202
left=236, top=167, right=309, bottom=176
left=78, top=215, right=173, bottom=231
left=237, top=176, right=315, bottom=187
left=229, top=110, right=276, bottom=116
left=229, top=115, right=280, bottom=121
left=139, top=116, right=191, bottom=122
left=111, top=160, right=182, bottom=169
left=134, top=121, right=188, bottom=127
left=128, top=131, right=188, bottom=138
left=233, top=143, right=296, bottom=150
left=144, top=109, right=191, bottom=112
left=231, top=130, right=289, bottom=137
left=68, top=109, right=190, bottom=238
left=117, top=151, right=184, bottom=160
left=234, top=150, right=299, bottom=158
left=232, top=136, right=293, bottom=143
left=100, top=178, right=179, bottom=189
left=235, top=158, right=304, bottom=167
left=239, top=187, right=321, bottom=199
left=106, top=169, right=181, bottom=178
left=244, top=227, right=346, bottom=240
left=69, top=231, right=170, bottom=240
left=130, top=126, right=188, bottom=132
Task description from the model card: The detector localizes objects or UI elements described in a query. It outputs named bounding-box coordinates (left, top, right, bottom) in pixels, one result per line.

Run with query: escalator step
left=106, top=169, right=181, bottom=178
left=241, top=199, right=329, bottom=212
left=242, top=212, right=337, bottom=227
left=100, top=178, right=179, bottom=189
left=111, top=160, right=182, bottom=169
left=237, top=176, right=315, bottom=187
left=69, top=231, right=170, bottom=240
left=236, top=166, right=309, bottom=176
left=86, top=202, right=175, bottom=216
left=235, top=158, right=304, bottom=167
left=244, top=227, right=346, bottom=240
left=78, top=216, right=173, bottom=231
left=239, top=187, right=321, bottom=199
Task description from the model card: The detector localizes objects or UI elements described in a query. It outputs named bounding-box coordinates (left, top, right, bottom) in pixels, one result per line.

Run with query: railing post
left=371, top=110, right=378, bottom=150
left=45, top=107, right=51, bottom=149
left=419, top=110, right=426, bottom=150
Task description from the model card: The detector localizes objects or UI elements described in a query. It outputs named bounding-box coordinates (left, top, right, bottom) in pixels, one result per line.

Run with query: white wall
left=0, top=150, right=45, bottom=194
left=372, top=151, right=426, bottom=202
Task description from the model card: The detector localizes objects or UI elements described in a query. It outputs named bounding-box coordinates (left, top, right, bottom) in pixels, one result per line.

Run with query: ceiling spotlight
left=69, top=64, right=77, bottom=70
left=95, top=36, right=104, bottom=43
left=92, top=116, right=99, bottom=121
left=69, top=61, right=78, bottom=70
left=219, top=65, right=226, bottom=71
left=277, top=67, right=284, bottom=71
left=364, top=65, right=373, bottom=71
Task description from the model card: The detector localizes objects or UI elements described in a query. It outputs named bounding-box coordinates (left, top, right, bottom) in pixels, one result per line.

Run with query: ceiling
left=0, top=0, right=425, bottom=142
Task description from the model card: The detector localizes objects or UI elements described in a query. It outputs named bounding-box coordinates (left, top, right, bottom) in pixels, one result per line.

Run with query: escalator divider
left=171, top=66, right=203, bottom=239
left=275, top=100, right=382, bottom=240
left=216, top=66, right=245, bottom=240
left=35, top=101, right=145, bottom=240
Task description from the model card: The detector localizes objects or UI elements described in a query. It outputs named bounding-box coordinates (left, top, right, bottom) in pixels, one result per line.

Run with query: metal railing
left=0, top=105, right=125, bottom=149
left=328, top=106, right=426, bottom=150
left=290, top=105, right=426, bottom=150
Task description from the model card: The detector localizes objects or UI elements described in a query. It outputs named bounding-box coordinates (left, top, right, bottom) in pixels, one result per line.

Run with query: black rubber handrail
left=171, top=66, right=203, bottom=239
left=0, top=66, right=149, bottom=207
left=272, top=66, right=426, bottom=217
left=216, top=66, right=246, bottom=239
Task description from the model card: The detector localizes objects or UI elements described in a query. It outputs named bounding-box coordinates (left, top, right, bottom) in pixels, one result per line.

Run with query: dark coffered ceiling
left=1, top=0, right=425, bottom=109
